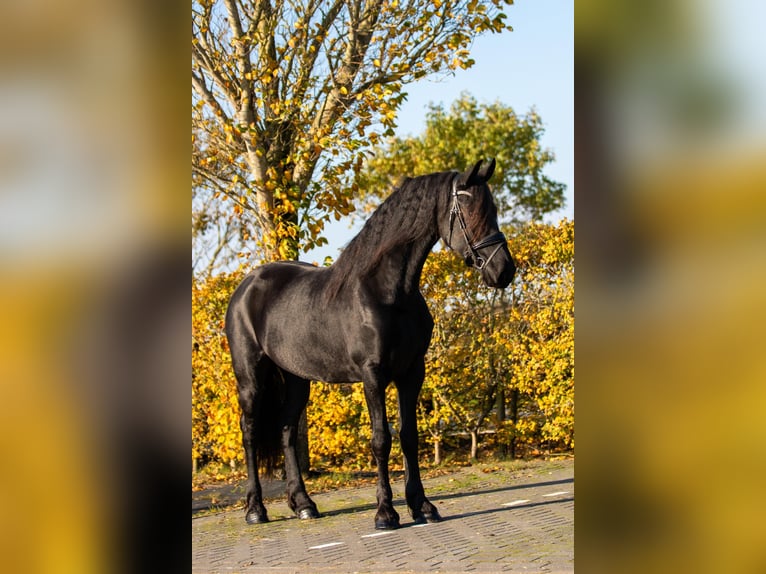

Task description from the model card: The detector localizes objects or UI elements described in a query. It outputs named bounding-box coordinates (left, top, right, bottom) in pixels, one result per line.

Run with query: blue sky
left=307, top=0, right=574, bottom=263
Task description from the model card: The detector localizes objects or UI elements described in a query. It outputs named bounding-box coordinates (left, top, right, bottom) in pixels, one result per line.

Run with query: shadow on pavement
left=286, top=476, right=575, bottom=522
left=193, top=473, right=574, bottom=519
left=442, top=496, right=575, bottom=522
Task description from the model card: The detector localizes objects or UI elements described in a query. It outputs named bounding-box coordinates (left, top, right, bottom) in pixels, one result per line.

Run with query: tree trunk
left=469, top=430, right=479, bottom=460
left=433, top=437, right=442, bottom=465
left=509, top=388, right=519, bottom=459
left=495, top=387, right=506, bottom=458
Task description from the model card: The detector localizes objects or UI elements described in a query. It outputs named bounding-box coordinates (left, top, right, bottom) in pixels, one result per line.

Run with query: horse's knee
left=370, top=428, right=392, bottom=458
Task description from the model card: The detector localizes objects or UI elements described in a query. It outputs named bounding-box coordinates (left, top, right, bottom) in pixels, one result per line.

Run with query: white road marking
left=502, top=499, right=530, bottom=507
left=542, top=491, right=569, bottom=497
left=308, top=542, right=344, bottom=550
left=360, top=532, right=394, bottom=538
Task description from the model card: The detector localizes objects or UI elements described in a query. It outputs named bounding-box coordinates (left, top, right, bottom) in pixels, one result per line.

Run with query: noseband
left=448, top=175, right=507, bottom=270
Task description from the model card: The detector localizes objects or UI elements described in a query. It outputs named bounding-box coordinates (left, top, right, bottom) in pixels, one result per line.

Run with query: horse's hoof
left=245, top=511, right=269, bottom=525
left=374, top=518, right=400, bottom=530
left=425, top=509, right=443, bottom=523
left=297, top=507, right=320, bottom=520
left=412, top=504, right=442, bottom=524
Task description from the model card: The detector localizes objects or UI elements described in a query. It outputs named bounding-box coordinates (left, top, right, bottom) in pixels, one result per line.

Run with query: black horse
left=225, top=158, right=515, bottom=530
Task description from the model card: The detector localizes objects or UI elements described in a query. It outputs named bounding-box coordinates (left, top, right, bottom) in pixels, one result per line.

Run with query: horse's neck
left=368, top=233, right=438, bottom=302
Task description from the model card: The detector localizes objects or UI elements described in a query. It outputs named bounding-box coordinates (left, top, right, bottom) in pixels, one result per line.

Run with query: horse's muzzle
left=483, top=258, right=515, bottom=289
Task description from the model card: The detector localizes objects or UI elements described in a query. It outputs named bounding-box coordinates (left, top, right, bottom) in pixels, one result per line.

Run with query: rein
left=448, top=174, right=507, bottom=270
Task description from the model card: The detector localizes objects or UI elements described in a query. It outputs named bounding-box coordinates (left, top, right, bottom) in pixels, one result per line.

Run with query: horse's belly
left=255, top=276, right=432, bottom=383
left=260, top=316, right=361, bottom=383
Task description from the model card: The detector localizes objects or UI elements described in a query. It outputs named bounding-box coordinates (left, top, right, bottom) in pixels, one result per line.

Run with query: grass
left=192, top=462, right=247, bottom=493
left=193, top=452, right=571, bottom=492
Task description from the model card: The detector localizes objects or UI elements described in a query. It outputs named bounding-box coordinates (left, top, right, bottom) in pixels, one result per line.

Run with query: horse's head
left=441, top=159, right=516, bottom=289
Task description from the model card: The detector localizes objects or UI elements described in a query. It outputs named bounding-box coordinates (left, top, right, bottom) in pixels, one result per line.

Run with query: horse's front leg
left=281, top=373, right=319, bottom=519
left=363, top=369, right=399, bottom=530
left=396, top=359, right=442, bottom=524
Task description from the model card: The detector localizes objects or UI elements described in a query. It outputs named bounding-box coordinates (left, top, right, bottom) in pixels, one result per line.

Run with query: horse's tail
left=225, top=273, right=284, bottom=477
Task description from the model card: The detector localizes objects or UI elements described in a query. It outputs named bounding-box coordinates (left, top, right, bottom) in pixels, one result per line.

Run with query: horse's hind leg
left=228, top=326, right=275, bottom=524
left=235, top=356, right=274, bottom=524
left=279, top=371, right=319, bottom=519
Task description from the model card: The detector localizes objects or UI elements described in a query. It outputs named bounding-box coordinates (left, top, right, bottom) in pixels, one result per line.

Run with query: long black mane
left=325, top=171, right=455, bottom=297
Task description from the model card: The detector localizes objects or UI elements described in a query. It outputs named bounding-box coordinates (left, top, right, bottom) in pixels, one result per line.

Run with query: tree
left=418, top=220, right=574, bottom=462
left=193, top=1, right=514, bottom=471
left=192, top=0, right=513, bottom=263
left=419, top=251, right=511, bottom=461
left=192, top=271, right=246, bottom=470
left=193, top=180, right=256, bottom=278
left=502, top=220, right=574, bottom=452
left=191, top=222, right=574, bottom=468
left=353, top=96, right=570, bottom=460
left=355, top=93, right=566, bottom=222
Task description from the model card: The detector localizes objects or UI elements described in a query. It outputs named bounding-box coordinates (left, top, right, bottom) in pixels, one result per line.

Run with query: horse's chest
left=384, top=308, right=433, bottom=365
left=390, top=311, right=431, bottom=343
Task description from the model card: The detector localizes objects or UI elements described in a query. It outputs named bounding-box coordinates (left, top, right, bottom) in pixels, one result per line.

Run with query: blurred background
left=576, top=0, right=766, bottom=572
left=0, top=1, right=188, bottom=572
left=1, top=0, right=765, bottom=572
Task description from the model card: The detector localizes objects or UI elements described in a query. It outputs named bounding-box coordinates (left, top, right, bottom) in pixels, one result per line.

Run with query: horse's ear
left=457, top=160, right=484, bottom=189
left=478, top=158, right=496, bottom=182
left=458, top=159, right=495, bottom=188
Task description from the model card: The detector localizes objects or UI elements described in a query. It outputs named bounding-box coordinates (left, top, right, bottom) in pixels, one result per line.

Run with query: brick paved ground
left=192, top=458, right=573, bottom=573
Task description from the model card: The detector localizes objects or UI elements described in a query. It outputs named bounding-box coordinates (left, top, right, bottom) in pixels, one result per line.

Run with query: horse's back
left=226, top=262, right=320, bottom=343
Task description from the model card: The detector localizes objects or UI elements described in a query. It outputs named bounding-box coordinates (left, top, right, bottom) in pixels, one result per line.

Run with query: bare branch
left=192, top=0, right=514, bottom=261
left=192, top=71, right=231, bottom=123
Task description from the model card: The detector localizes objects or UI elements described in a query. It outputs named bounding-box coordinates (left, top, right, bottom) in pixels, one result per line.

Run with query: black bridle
left=448, top=174, right=507, bottom=270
